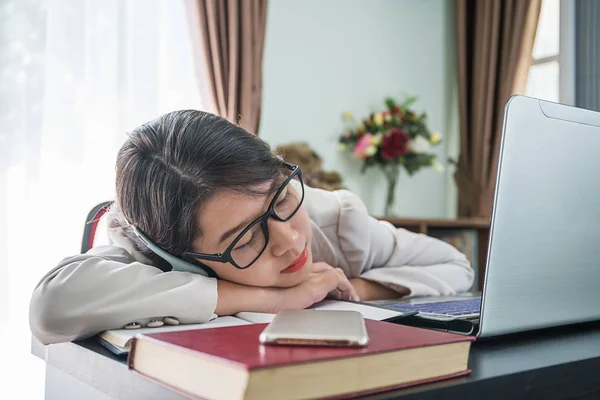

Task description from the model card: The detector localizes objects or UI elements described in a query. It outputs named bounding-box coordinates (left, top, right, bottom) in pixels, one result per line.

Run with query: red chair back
left=81, top=201, right=113, bottom=253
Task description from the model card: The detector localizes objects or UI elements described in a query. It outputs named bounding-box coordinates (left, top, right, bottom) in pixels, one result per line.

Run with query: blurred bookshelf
left=378, top=217, right=491, bottom=292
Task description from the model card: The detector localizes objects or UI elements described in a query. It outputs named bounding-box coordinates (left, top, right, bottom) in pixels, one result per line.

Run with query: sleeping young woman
left=29, top=110, right=474, bottom=345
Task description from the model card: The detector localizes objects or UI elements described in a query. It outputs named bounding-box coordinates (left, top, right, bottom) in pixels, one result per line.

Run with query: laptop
left=369, top=95, right=600, bottom=338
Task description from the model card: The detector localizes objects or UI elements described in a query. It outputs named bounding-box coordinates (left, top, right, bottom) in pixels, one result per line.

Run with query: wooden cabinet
left=377, top=217, right=491, bottom=291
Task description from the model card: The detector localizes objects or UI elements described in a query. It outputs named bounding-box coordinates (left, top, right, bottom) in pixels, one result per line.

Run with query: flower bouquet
left=338, top=96, right=443, bottom=216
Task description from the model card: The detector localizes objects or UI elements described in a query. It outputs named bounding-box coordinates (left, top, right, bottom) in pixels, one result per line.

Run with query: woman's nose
left=268, top=219, right=299, bottom=257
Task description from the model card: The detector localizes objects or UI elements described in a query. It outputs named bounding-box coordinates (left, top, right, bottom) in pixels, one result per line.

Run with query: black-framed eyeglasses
left=182, top=162, right=305, bottom=270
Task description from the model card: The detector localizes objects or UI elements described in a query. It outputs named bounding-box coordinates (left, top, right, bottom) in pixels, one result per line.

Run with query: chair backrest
left=81, top=201, right=114, bottom=253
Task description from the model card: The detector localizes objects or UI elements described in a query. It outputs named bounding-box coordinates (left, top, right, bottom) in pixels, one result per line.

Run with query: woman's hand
left=270, top=262, right=360, bottom=312
left=215, top=262, right=360, bottom=316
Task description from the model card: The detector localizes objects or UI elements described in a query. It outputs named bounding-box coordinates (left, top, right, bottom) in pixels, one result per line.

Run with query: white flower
left=409, top=135, right=431, bottom=153
left=432, top=159, right=445, bottom=172
left=364, top=145, right=377, bottom=157
left=430, top=132, right=442, bottom=144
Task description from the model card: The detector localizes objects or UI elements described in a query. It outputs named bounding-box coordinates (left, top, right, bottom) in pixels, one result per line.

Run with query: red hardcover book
left=128, top=319, right=474, bottom=400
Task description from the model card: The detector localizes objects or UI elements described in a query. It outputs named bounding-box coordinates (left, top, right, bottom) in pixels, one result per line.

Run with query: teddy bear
left=273, top=142, right=346, bottom=192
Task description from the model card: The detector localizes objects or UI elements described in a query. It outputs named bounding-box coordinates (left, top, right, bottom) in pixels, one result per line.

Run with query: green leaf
left=385, top=97, right=397, bottom=109
left=400, top=96, right=418, bottom=110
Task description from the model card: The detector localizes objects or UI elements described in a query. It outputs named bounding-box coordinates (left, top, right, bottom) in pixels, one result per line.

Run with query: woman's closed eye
left=234, top=238, right=252, bottom=251
left=230, top=185, right=298, bottom=253
left=233, top=227, right=261, bottom=251
left=276, top=188, right=289, bottom=205
left=275, top=188, right=297, bottom=211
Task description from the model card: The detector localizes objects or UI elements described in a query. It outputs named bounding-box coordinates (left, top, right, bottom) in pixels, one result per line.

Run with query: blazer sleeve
left=29, top=245, right=218, bottom=345
left=334, top=190, right=475, bottom=297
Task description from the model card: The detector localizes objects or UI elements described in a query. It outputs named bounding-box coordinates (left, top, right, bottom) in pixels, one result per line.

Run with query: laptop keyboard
left=387, top=298, right=482, bottom=316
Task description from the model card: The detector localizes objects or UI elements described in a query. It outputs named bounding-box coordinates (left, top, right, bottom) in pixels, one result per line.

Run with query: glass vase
left=383, top=165, right=400, bottom=217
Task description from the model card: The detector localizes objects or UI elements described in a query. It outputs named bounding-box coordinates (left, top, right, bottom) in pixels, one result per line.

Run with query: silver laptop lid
left=479, top=95, right=600, bottom=338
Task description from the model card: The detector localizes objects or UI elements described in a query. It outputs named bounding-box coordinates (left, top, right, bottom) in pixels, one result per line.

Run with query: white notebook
left=236, top=300, right=404, bottom=324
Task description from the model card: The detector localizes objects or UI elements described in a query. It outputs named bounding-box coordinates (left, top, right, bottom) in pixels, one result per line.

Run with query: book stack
left=128, top=319, right=473, bottom=399
left=97, top=300, right=473, bottom=399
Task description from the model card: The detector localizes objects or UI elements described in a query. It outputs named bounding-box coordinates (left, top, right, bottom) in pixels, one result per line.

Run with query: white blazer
left=29, top=186, right=474, bottom=345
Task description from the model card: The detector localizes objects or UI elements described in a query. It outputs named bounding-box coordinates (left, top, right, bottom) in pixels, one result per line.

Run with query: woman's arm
left=30, top=247, right=361, bottom=345
left=334, top=190, right=475, bottom=298
left=30, top=245, right=219, bottom=345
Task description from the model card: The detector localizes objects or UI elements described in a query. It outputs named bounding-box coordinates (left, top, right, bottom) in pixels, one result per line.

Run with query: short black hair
left=115, top=110, right=285, bottom=270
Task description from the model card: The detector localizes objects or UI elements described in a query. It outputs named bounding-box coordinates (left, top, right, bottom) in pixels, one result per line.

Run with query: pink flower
left=353, top=134, right=373, bottom=158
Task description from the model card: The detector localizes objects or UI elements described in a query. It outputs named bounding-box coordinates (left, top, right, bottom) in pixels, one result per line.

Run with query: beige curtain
left=454, top=0, right=541, bottom=218
left=186, top=0, right=268, bottom=134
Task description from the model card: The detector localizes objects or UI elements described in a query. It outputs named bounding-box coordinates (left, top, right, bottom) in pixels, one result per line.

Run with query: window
left=526, top=0, right=560, bottom=102
left=0, top=0, right=202, bottom=397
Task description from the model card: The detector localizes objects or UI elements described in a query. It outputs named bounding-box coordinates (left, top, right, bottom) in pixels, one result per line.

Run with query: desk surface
left=33, top=321, right=600, bottom=399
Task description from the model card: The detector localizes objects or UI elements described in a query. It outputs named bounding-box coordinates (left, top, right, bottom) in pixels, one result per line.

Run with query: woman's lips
left=281, top=246, right=308, bottom=274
